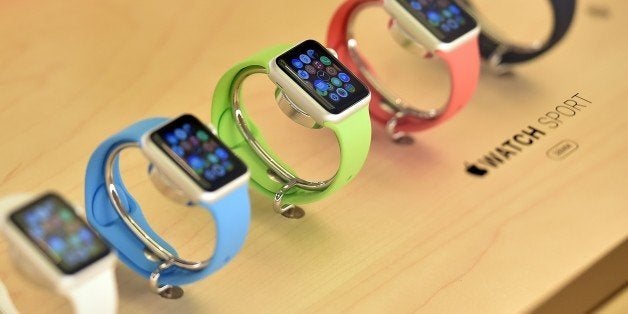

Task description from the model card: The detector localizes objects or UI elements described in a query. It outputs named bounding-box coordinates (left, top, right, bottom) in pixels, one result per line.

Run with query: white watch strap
left=65, top=268, right=118, bottom=314
left=0, top=280, right=19, bottom=314
left=0, top=195, right=28, bottom=314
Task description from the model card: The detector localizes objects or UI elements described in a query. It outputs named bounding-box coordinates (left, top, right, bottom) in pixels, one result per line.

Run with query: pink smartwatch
left=327, top=0, right=481, bottom=142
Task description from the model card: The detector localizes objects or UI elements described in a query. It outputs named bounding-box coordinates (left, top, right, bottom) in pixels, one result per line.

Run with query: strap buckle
left=145, top=252, right=184, bottom=299
left=230, top=65, right=337, bottom=218
left=385, top=108, right=415, bottom=145
left=487, top=44, right=514, bottom=76
left=272, top=178, right=305, bottom=219
left=345, top=10, right=447, bottom=144
left=105, top=142, right=211, bottom=298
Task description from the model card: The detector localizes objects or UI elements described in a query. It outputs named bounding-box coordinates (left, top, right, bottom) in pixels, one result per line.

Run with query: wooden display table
left=0, top=0, right=625, bottom=312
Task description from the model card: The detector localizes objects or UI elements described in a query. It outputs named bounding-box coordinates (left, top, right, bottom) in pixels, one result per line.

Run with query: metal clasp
left=385, top=108, right=415, bottom=145
left=229, top=65, right=337, bottom=218
left=146, top=253, right=184, bottom=299
left=345, top=12, right=450, bottom=144
left=105, top=143, right=212, bottom=298
left=487, top=44, right=513, bottom=76
left=272, top=178, right=305, bottom=219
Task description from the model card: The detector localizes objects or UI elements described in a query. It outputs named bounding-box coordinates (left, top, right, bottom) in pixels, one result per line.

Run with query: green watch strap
left=211, top=44, right=371, bottom=205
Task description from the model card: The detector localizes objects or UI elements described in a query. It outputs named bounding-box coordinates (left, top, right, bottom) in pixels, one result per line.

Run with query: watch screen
left=150, top=114, right=248, bottom=192
left=276, top=39, right=370, bottom=114
left=10, top=193, right=110, bottom=274
left=396, top=0, right=477, bottom=43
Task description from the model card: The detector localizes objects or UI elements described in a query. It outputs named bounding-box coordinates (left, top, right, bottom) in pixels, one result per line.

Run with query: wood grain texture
left=0, top=0, right=626, bottom=313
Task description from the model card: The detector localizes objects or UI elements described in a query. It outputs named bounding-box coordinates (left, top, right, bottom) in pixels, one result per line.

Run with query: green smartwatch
left=211, top=39, right=372, bottom=218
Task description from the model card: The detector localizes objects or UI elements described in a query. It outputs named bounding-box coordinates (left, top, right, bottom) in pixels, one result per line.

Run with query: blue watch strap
left=85, top=118, right=251, bottom=286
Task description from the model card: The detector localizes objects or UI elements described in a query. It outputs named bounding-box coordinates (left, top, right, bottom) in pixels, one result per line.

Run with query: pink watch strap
left=327, top=0, right=480, bottom=133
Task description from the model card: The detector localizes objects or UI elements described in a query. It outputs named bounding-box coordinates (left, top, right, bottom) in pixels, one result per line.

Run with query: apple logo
left=465, top=162, right=488, bottom=177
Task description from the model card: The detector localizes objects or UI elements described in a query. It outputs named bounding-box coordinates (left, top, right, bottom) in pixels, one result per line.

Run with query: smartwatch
left=458, top=0, right=576, bottom=70
left=84, top=114, right=251, bottom=298
left=211, top=39, right=371, bottom=218
left=0, top=192, right=118, bottom=314
left=327, top=0, right=481, bottom=141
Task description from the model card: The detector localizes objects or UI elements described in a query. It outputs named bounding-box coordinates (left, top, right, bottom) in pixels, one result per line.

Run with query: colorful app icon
left=187, top=155, right=205, bottom=171
left=180, top=141, right=192, bottom=152
left=211, top=164, right=226, bottom=177
left=203, top=169, right=216, bottom=181
left=207, top=154, right=219, bottom=164
left=307, top=49, right=317, bottom=58
left=166, top=134, right=178, bottom=145
left=317, top=70, right=330, bottom=81
left=299, top=54, right=311, bottom=64
left=203, top=141, right=216, bottom=152
left=410, top=1, right=422, bottom=10
left=189, top=136, right=200, bottom=146
left=331, top=77, right=343, bottom=87
left=448, top=4, right=460, bottom=15
left=174, top=128, right=187, bottom=140
left=326, top=66, right=338, bottom=76
left=196, top=130, right=209, bottom=141
left=336, top=88, right=348, bottom=98
left=316, top=88, right=328, bottom=97
left=305, top=64, right=316, bottom=74
left=173, top=145, right=185, bottom=157
left=298, top=70, right=309, bottom=79
left=428, top=11, right=440, bottom=26
left=78, top=228, right=93, bottom=241
left=291, top=58, right=304, bottom=69
left=338, top=72, right=350, bottom=82
left=344, top=83, right=356, bottom=93
left=313, top=60, right=324, bottom=70
left=447, top=19, right=458, bottom=29
left=59, top=209, right=71, bottom=221
left=320, top=56, right=332, bottom=66
left=329, top=93, right=340, bottom=102
left=314, top=80, right=328, bottom=91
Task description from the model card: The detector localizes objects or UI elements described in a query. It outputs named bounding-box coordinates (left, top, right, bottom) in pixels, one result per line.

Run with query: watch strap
left=327, top=0, right=479, bottom=133
left=327, top=0, right=384, bottom=130
left=369, top=37, right=480, bottom=132
left=0, top=194, right=118, bottom=314
left=64, top=268, right=117, bottom=314
left=85, top=118, right=250, bottom=286
left=479, top=0, right=576, bottom=64
left=211, top=45, right=371, bottom=205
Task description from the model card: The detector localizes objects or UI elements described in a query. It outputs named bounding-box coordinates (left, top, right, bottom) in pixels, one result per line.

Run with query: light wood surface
left=0, top=0, right=626, bottom=313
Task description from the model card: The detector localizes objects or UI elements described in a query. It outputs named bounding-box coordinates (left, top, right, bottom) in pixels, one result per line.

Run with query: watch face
left=150, top=114, right=248, bottom=192
left=276, top=39, right=370, bottom=114
left=9, top=193, right=110, bottom=275
left=396, top=0, right=477, bottom=43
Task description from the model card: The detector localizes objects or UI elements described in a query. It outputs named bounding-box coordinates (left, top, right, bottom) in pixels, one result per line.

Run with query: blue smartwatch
left=85, top=114, right=251, bottom=297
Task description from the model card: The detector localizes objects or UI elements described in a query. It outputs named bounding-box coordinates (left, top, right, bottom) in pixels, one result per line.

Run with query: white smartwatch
left=0, top=193, right=118, bottom=314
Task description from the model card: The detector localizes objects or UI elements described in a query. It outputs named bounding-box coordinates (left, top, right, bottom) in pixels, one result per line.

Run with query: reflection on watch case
left=150, top=114, right=248, bottom=192
left=396, top=0, right=477, bottom=43
left=10, top=193, right=110, bottom=274
left=276, top=39, right=370, bottom=114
